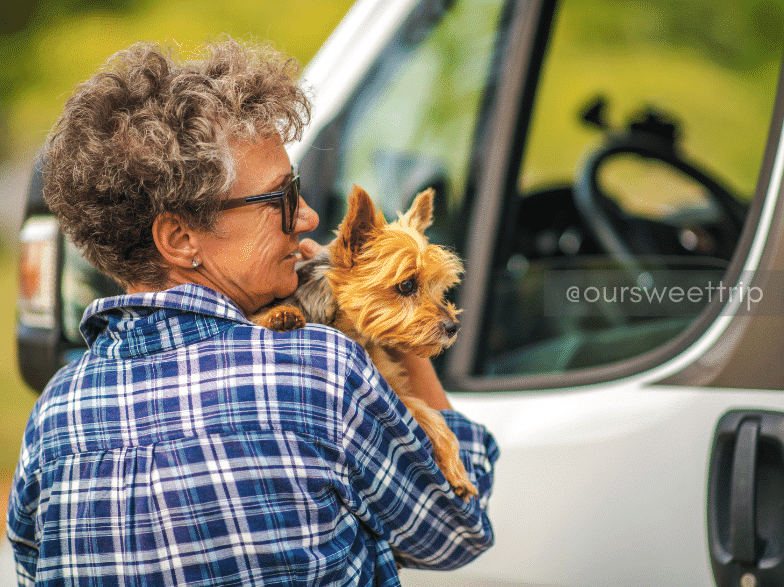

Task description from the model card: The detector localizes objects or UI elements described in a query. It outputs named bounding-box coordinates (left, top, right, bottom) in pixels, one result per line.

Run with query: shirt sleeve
left=335, top=344, right=498, bottom=570
left=7, top=408, right=41, bottom=587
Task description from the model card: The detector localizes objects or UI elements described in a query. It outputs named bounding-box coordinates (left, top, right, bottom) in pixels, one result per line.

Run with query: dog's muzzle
left=442, top=320, right=460, bottom=338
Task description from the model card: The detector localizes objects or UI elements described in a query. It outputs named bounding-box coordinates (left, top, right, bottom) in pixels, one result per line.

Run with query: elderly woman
left=7, top=38, right=497, bottom=586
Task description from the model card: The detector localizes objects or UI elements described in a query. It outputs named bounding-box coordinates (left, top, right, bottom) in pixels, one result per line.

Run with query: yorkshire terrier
left=253, top=185, right=478, bottom=500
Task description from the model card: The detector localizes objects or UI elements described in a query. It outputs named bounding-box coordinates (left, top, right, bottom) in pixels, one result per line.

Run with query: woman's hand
left=299, top=238, right=324, bottom=260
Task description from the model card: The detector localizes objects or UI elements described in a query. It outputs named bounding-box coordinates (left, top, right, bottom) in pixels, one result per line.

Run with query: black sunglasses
left=219, top=166, right=300, bottom=234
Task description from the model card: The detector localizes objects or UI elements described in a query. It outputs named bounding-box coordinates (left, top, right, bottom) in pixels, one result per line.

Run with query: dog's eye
left=397, top=279, right=417, bottom=296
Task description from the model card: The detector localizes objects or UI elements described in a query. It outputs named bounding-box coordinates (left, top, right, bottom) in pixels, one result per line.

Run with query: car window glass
left=318, top=0, right=507, bottom=251
left=476, top=0, right=784, bottom=377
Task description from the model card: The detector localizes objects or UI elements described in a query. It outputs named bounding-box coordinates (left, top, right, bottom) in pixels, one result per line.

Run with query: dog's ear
left=400, top=187, right=435, bottom=233
left=332, top=185, right=383, bottom=267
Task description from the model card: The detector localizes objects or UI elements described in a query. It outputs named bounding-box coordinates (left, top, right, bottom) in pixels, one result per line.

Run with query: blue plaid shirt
left=8, top=284, right=497, bottom=586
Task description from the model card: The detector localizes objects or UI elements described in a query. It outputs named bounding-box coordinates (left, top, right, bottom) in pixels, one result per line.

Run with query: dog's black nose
left=443, top=321, right=459, bottom=338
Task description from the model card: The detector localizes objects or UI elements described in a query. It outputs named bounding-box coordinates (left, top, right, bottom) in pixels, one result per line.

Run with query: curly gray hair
left=43, top=37, right=311, bottom=288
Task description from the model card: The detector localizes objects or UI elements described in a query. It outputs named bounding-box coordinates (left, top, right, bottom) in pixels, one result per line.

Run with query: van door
left=430, top=0, right=784, bottom=585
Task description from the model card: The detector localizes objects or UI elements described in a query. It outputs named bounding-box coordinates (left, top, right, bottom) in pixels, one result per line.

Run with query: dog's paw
left=452, top=478, right=479, bottom=502
left=441, top=457, right=479, bottom=503
left=399, top=394, right=479, bottom=503
left=254, top=305, right=306, bottom=331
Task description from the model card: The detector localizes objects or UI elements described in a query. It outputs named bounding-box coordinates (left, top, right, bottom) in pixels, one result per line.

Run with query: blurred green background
left=0, top=0, right=353, bottom=513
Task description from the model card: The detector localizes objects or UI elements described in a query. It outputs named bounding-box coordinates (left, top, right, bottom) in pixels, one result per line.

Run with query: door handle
left=708, top=410, right=784, bottom=587
left=730, top=419, right=758, bottom=565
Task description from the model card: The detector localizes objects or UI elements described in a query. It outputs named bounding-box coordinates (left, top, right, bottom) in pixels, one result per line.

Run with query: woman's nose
left=294, top=196, right=319, bottom=233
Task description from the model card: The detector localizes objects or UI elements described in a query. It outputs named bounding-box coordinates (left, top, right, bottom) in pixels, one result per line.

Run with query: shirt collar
left=80, top=284, right=254, bottom=358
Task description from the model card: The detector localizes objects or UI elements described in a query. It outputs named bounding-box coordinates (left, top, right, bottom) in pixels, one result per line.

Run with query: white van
left=17, top=0, right=784, bottom=585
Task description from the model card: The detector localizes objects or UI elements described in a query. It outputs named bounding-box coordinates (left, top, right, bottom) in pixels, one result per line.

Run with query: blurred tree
left=0, top=0, right=353, bottom=162
left=1, top=1, right=38, bottom=35
left=576, top=0, right=784, bottom=70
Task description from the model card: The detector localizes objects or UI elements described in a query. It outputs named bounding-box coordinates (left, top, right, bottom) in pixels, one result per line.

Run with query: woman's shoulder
left=239, top=321, right=368, bottom=363
left=233, top=321, right=381, bottom=393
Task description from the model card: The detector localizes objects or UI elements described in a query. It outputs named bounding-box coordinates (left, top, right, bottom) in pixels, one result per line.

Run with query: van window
left=476, top=0, right=783, bottom=377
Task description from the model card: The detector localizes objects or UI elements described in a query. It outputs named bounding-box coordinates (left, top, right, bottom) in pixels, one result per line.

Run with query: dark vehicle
left=16, top=0, right=784, bottom=584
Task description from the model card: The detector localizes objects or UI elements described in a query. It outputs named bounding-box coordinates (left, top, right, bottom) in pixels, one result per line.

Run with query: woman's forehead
left=230, top=138, right=291, bottom=196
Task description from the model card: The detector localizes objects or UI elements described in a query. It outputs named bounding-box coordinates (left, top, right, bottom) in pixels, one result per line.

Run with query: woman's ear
left=151, top=213, right=201, bottom=269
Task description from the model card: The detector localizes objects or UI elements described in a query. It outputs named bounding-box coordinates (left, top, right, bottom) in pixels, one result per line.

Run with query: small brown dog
left=253, top=185, right=478, bottom=500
